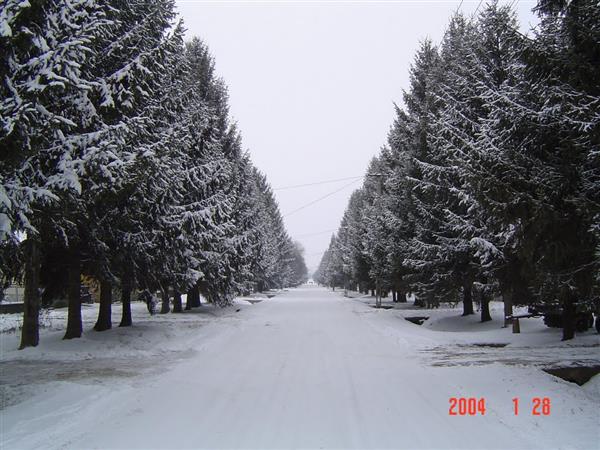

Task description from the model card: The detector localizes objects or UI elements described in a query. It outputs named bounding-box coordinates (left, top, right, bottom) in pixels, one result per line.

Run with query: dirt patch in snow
left=543, top=365, right=600, bottom=386
left=404, top=316, right=430, bottom=325
left=469, top=342, right=508, bottom=348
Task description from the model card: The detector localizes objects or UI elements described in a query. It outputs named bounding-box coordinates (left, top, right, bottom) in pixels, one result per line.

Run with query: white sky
left=174, top=0, right=539, bottom=274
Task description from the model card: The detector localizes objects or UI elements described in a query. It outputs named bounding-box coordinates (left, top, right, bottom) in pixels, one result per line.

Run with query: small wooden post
left=512, top=317, right=520, bottom=334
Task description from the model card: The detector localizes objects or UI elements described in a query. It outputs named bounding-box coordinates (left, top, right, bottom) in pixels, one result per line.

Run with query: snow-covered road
left=2, top=286, right=599, bottom=449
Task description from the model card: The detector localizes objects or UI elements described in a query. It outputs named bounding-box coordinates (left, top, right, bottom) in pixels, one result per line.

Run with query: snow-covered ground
left=1, top=286, right=599, bottom=449
left=348, top=292, right=600, bottom=368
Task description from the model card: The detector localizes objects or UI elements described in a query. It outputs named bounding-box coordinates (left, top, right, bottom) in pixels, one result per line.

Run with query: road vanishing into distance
left=3, top=286, right=597, bottom=449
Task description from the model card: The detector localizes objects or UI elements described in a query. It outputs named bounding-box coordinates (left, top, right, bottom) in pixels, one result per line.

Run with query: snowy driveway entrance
left=2, top=286, right=598, bottom=449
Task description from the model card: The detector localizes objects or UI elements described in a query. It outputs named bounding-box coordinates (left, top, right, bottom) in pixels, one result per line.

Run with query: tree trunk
left=392, top=290, right=397, bottom=303
left=375, top=281, right=382, bottom=308
left=501, top=285, right=513, bottom=328
left=19, top=239, right=41, bottom=349
left=480, top=293, right=492, bottom=322
left=119, top=286, right=132, bottom=327
left=94, top=280, right=112, bottom=331
left=462, top=279, right=474, bottom=316
left=173, top=290, right=183, bottom=313
left=561, top=287, right=576, bottom=341
left=186, top=284, right=201, bottom=309
left=63, top=250, right=82, bottom=339
left=119, top=267, right=133, bottom=326
left=160, top=289, right=170, bottom=314
left=413, top=294, right=421, bottom=306
left=398, top=286, right=407, bottom=303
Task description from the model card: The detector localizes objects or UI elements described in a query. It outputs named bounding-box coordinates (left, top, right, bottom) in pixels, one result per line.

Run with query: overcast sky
left=174, top=0, right=539, bottom=274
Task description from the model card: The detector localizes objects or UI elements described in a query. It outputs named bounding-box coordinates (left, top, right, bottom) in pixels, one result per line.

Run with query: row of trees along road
left=0, top=0, right=308, bottom=349
left=315, top=0, right=599, bottom=341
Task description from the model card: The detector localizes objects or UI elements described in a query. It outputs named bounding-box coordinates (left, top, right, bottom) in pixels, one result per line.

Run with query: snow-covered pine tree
left=349, top=190, right=373, bottom=294
left=334, top=188, right=370, bottom=293
left=315, top=234, right=339, bottom=288
left=422, top=12, right=482, bottom=316
left=381, top=106, right=424, bottom=304
left=164, top=38, right=235, bottom=309
left=361, top=156, right=395, bottom=300
left=377, top=142, right=413, bottom=303
left=103, top=19, right=192, bottom=324
left=434, top=0, right=598, bottom=331
left=288, top=242, right=309, bottom=287
left=249, top=169, right=283, bottom=292
left=1, top=0, right=109, bottom=348
left=322, top=234, right=341, bottom=290
left=398, top=39, right=459, bottom=309
left=423, top=5, right=526, bottom=321
left=224, top=154, right=265, bottom=298
left=2, top=1, right=298, bottom=349
left=476, top=0, right=600, bottom=339
left=67, top=0, right=182, bottom=336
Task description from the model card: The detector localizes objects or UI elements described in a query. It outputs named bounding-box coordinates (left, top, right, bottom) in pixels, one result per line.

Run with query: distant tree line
left=0, top=0, right=307, bottom=349
left=315, top=0, right=599, bottom=340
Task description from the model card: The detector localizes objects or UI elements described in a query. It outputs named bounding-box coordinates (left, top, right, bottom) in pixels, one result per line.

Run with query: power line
left=275, top=173, right=384, bottom=191
left=273, top=175, right=364, bottom=191
left=282, top=178, right=362, bottom=218
left=294, top=228, right=337, bottom=238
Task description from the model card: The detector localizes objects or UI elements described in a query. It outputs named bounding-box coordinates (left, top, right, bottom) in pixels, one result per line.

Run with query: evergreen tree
left=288, top=242, right=309, bottom=287
left=65, top=0, right=183, bottom=337
left=1, top=2, right=298, bottom=348
left=1, top=0, right=109, bottom=348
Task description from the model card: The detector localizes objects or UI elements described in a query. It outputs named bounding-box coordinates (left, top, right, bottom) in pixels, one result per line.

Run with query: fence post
left=512, top=317, right=520, bottom=334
